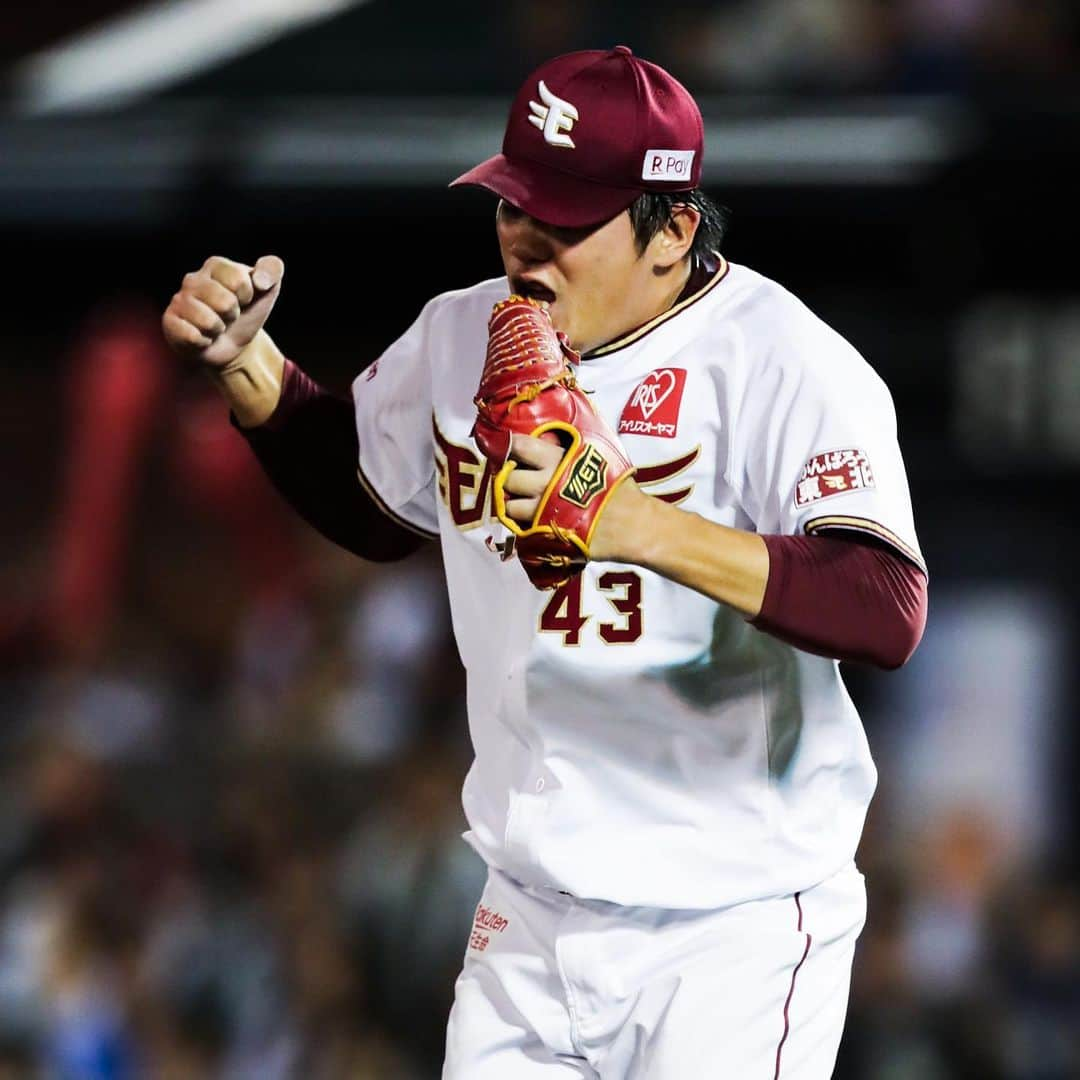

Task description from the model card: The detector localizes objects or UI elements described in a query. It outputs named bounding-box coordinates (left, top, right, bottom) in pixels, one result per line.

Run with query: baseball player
left=162, top=46, right=927, bottom=1079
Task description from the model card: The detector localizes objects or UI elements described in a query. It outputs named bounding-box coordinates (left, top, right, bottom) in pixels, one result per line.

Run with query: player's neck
left=622, top=257, right=693, bottom=336
left=657, top=256, right=695, bottom=317
left=675, top=251, right=719, bottom=305
left=584, top=255, right=709, bottom=358
left=644, top=251, right=718, bottom=324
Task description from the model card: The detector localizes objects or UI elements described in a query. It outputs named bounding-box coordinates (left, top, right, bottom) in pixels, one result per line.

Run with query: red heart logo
left=618, top=369, right=688, bottom=439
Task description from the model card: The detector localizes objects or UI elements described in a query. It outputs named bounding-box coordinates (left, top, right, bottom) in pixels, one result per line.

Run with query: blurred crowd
left=1, top=302, right=1077, bottom=1079
left=664, top=0, right=1079, bottom=97
left=462, top=0, right=1079, bottom=99
left=1, top=304, right=482, bottom=1077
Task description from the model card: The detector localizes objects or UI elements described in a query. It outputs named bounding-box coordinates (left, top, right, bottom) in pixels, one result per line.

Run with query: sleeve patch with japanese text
left=794, top=448, right=875, bottom=508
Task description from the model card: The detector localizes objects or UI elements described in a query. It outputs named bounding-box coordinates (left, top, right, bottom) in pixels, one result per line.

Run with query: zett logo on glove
left=560, top=446, right=608, bottom=508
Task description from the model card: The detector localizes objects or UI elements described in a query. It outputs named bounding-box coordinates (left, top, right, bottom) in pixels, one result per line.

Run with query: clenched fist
left=162, top=254, right=284, bottom=369
left=162, top=254, right=288, bottom=426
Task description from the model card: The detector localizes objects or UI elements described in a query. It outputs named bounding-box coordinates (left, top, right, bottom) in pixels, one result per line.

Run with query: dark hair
left=628, top=189, right=730, bottom=259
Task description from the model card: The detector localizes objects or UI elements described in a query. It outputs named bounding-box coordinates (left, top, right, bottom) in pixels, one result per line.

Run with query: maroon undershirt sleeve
left=234, top=359, right=426, bottom=562
left=751, top=533, right=927, bottom=670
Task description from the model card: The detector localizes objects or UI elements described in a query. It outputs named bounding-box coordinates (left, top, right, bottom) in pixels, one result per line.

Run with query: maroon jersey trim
left=585, top=254, right=730, bottom=359
left=803, top=514, right=925, bottom=574
left=355, top=464, right=440, bottom=539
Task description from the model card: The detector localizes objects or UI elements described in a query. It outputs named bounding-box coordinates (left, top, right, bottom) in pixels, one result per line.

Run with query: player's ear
left=651, top=203, right=700, bottom=269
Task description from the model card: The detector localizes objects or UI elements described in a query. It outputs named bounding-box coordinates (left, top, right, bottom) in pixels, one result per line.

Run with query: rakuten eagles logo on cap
left=528, top=81, right=579, bottom=149
left=523, top=77, right=695, bottom=184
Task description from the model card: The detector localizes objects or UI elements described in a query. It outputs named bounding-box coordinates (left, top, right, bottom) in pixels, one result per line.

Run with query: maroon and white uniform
left=349, top=258, right=924, bottom=1077
left=241, top=44, right=926, bottom=1080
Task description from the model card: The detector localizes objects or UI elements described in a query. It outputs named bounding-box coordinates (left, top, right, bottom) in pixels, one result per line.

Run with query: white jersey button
left=535, top=778, right=545, bottom=793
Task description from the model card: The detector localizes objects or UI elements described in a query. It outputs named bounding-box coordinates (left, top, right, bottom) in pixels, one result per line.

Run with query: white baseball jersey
left=352, top=257, right=923, bottom=910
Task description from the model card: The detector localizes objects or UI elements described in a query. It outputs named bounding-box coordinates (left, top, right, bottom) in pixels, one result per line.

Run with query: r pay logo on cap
left=642, top=149, right=695, bottom=181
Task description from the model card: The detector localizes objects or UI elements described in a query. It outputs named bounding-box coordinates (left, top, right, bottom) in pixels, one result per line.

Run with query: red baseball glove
left=472, top=295, right=634, bottom=590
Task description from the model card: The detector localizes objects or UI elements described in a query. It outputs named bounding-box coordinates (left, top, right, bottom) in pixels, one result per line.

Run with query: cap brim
left=450, top=153, right=642, bottom=229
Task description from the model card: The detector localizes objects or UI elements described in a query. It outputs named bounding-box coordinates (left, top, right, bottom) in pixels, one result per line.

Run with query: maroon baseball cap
left=450, top=46, right=704, bottom=228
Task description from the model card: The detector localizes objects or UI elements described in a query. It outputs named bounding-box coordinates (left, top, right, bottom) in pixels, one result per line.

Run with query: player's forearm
left=208, top=329, right=285, bottom=428
left=752, top=534, right=926, bottom=669
left=619, top=492, right=770, bottom=617
left=607, top=490, right=927, bottom=669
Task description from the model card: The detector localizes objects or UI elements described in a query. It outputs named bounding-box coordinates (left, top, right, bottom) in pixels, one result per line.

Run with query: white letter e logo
left=528, top=81, right=579, bottom=149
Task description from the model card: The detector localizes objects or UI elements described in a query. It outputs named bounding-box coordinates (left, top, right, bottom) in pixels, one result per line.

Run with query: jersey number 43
left=539, top=572, right=643, bottom=646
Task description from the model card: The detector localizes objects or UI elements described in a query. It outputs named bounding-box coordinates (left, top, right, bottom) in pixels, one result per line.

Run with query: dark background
left=2, top=2, right=1078, bottom=1077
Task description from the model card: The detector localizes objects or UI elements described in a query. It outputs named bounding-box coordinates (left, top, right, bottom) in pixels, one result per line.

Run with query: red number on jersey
left=539, top=576, right=589, bottom=646
left=539, top=572, right=644, bottom=646
left=597, top=571, right=643, bottom=644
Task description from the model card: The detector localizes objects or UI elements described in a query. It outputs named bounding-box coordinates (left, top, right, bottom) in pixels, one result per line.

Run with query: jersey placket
left=501, top=653, right=553, bottom=869
left=504, top=781, right=550, bottom=865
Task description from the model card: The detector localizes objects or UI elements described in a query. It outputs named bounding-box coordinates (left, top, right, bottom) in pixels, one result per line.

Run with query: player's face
left=496, top=201, right=663, bottom=354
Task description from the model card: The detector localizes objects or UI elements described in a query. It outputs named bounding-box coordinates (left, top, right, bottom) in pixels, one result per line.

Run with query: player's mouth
left=513, top=278, right=557, bottom=306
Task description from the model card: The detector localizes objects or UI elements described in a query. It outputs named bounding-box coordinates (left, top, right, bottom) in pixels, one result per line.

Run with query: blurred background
left=1, top=1, right=1078, bottom=1077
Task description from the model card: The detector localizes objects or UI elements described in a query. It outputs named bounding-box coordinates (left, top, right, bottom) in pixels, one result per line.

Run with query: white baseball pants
left=443, top=861, right=865, bottom=1079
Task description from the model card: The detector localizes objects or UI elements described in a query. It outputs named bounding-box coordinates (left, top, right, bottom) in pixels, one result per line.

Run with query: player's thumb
left=252, top=254, right=284, bottom=292
left=214, top=254, right=284, bottom=356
